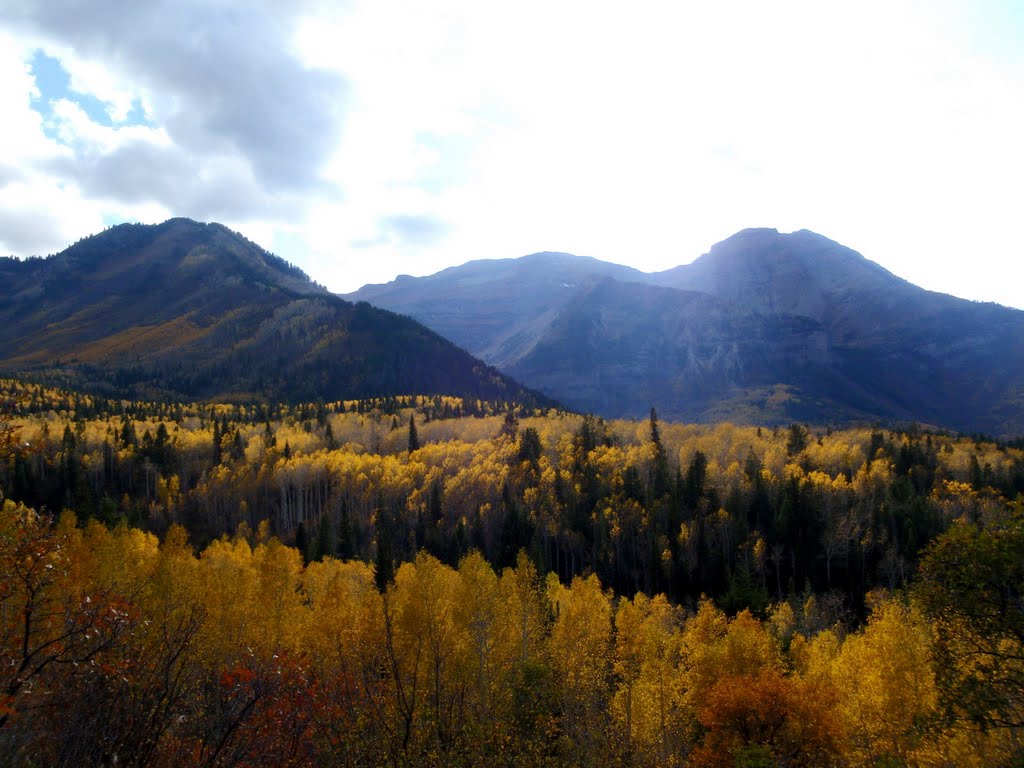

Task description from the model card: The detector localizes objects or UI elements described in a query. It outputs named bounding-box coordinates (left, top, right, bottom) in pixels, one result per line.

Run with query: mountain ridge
left=349, top=249, right=647, bottom=368
left=0, top=219, right=553, bottom=408
left=346, top=229, right=1024, bottom=435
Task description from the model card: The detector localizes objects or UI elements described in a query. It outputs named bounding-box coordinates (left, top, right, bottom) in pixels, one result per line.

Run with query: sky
left=0, top=0, right=1023, bottom=308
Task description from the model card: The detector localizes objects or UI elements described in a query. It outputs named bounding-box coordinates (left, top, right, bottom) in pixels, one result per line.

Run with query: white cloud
left=0, top=0, right=1022, bottom=307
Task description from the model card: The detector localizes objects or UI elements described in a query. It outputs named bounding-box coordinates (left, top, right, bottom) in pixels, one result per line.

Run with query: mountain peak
left=343, top=227, right=1024, bottom=434
left=652, top=227, right=917, bottom=326
left=708, top=227, right=849, bottom=258
left=719, top=226, right=781, bottom=240
left=58, top=218, right=317, bottom=295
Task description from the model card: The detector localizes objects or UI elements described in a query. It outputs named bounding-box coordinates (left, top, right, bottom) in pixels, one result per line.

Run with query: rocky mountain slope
left=351, top=252, right=645, bottom=368
left=347, top=229, right=1024, bottom=434
left=0, top=219, right=550, bottom=406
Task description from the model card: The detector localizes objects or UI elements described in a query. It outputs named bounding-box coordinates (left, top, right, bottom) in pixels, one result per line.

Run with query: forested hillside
left=0, top=219, right=547, bottom=407
left=2, top=379, right=1023, bottom=765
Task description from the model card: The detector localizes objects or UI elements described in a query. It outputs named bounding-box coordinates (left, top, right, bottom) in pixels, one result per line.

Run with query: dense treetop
left=3, top=378, right=1022, bottom=611
left=2, top=379, right=1023, bottom=764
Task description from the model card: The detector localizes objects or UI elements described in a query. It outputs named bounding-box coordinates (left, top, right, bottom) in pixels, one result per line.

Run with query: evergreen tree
left=61, top=424, right=76, bottom=452
left=295, top=521, right=309, bottom=565
left=408, top=414, right=420, bottom=453
left=211, top=419, right=222, bottom=465
left=518, top=427, right=543, bottom=469
left=786, top=423, right=808, bottom=456
left=649, top=406, right=662, bottom=450
left=649, top=407, right=670, bottom=499
left=429, top=480, right=443, bottom=527
left=120, top=419, right=138, bottom=449
left=374, top=506, right=395, bottom=592
left=683, top=450, right=708, bottom=510
left=231, top=429, right=246, bottom=462
left=500, top=408, right=519, bottom=440
left=313, top=515, right=333, bottom=562
left=151, top=422, right=172, bottom=470
left=337, top=497, right=355, bottom=560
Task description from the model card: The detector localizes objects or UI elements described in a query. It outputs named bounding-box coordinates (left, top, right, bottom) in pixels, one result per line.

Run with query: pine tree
left=374, top=505, right=395, bottom=592
left=120, top=419, right=138, bottom=449
left=295, top=521, right=309, bottom=565
left=649, top=407, right=670, bottom=499
left=231, top=429, right=245, bottom=462
left=500, top=408, right=519, bottom=440
left=786, top=424, right=808, bottom=456
left=338, top=497, right=355, bottom=560
left=313, top=515, right=333, bottom=562
left=683, top=450, right=708, bottom=510
left=61, top=423, right=76, bottom=451
left=211, top=419, right=222, bottom=465
left=408, top=413, right=420, bottom=453
left=649, top=406, right=662, bottom=450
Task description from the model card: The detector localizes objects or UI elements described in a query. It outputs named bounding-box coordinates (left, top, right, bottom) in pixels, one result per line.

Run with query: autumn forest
left=1, top=378, right=1023, bottom=766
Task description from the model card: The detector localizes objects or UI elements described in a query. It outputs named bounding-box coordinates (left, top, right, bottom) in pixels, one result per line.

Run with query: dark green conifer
left=295, top=521, right=309, bottom=564
left=408, top=414, right=420, bottom=453
left=374, top=506, right=395, bottom=592
left=313, top=515, right=333, bottom=562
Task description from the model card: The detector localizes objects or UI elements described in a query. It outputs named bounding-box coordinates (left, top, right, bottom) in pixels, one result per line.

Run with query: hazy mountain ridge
left=0, top=219, right=551, bottom=406
left=352, top=251, right=648, bottom=368
left=347, top=229, right=1024, bottom=434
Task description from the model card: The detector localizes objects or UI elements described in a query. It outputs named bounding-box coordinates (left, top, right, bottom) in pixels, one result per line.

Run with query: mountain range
left=0, top=219, right=548, bottom=407
left=3, top=219, right=1021, bottom=435
left=347, top=228, right=1024, bottom=435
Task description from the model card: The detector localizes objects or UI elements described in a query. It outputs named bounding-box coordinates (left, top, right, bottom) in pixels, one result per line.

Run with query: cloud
left=0, top=177, right=104, bottom=255
left=1, top=0, right=1022, bottom=309
left=0, top=206, right=64, bottom=254
left=2, top=0, right=347, bottom=192
left=0, top=163, right=24, bottom=187
left=42, top=133, right=302, bottom=222
left=376, top=214, right=448, bottom=247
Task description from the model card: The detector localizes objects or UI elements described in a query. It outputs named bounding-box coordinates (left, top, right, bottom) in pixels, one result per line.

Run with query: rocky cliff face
left=505, top=278, right=837, bottom=421
left=348, top=229, right=1024, bottom=434
left=349, top=252, right=647, bottom=367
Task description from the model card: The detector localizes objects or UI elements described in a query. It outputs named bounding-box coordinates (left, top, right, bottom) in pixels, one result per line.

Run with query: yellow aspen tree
left=393, top=552, right=467, bottom=757
left=612, top=592, right=685, bottom=765
left=831, top=597, right=940, bottom=766
left=455, top=551, right=507, bottom=747
left=547, top=572, right=614, bottom=763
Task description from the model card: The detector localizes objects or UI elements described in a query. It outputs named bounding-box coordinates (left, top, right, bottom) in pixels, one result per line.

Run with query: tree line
left=3, top=379, right=1022, bottom=617
left=0, top=500, right=1021, bottom=766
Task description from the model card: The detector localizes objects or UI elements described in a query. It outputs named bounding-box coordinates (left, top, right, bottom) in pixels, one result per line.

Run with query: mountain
left=0, top=219, right=550, bottom=406
left=649, top=228, right=947, bottom=342
left=351, top=252, right=645, bottom=368
left=346, top=229, right=1024, bottom=434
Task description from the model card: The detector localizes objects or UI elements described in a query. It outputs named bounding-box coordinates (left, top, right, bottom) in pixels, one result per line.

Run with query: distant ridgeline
left=3, top=377, right=1022, bottom=609
left=346, top=228, right=1024, bottom=436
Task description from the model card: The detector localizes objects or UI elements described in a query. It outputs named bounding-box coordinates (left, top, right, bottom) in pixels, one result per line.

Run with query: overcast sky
left=1, top=0, right=1022, bottom=307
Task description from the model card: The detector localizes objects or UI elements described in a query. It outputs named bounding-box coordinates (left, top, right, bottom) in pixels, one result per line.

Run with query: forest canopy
left=1, top=378, right=1023, bottom=765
